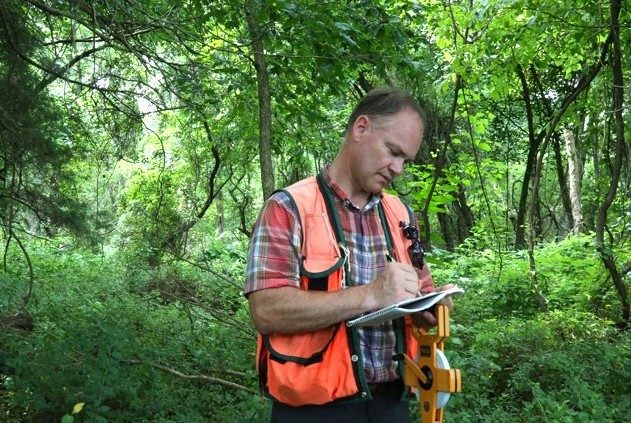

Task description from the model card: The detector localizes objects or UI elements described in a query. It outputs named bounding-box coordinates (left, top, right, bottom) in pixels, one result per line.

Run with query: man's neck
left=327, top=158, right=372, bottom=210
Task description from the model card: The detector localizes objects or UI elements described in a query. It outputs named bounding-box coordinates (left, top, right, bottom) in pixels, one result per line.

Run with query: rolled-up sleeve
left=244, top=192, right=302, bottom=296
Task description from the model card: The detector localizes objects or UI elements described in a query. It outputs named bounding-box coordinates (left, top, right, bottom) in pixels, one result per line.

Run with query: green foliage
left=117, top=170, right=184, bottom=266
left=3, top=235, right=629, bottom=422
left=0, top=240, right=262, bottom=422
left=403, top=163, right=458, bottom=214
left=446, top=313, right=630, bottom=423
left=1, top=0, right=629, bottom=421
left=0, top=3, right=90, bottom=240
left=428, top=236, right=630, bottom=422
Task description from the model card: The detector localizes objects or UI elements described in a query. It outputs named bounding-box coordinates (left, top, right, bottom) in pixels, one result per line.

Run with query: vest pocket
left=264, top=325, right=339, bottom=365
left=263, top=325, right=359, bottom=406
left=300, top=258, right=345, bottom=291
left=300, top=228, right=346, bottom=292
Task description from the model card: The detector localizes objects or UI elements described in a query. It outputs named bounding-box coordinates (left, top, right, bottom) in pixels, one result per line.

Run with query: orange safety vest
left=256, top=174, right=420, bottom=406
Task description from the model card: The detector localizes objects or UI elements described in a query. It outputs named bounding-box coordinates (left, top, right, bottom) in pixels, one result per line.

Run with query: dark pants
left=271, top=381, right=410, bottom=423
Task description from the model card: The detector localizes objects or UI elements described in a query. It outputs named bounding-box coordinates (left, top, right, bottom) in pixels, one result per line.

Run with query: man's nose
left=389, top=158, right=405, bottom=176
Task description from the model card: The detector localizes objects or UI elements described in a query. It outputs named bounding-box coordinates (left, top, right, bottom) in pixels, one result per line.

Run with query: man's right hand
left=367, top=262, right=419, bottom=309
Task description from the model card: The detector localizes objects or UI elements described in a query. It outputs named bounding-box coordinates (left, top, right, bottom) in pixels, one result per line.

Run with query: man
left=245, top=87, right=453, bottom=422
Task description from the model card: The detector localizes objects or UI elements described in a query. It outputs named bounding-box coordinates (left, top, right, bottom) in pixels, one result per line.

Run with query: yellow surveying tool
left=402, top=303, right=461, bottom=423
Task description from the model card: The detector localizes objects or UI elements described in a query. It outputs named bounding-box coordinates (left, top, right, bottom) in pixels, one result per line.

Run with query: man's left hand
left=411, top=284, right=456, bottom=329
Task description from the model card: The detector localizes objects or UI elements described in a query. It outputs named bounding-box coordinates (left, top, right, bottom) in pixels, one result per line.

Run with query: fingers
left=412, top=310, right=436, bottom=329
left=438, top=283, right=456, bottom=291
left=440, top=296, right=454, bottom=310
left=386, top=262, right=418, bottom=295
left=388, top=262, right=417, bottom=279
left=369, top=262, right=420, bottom=308
left=436, top=284, right=455, bottom=310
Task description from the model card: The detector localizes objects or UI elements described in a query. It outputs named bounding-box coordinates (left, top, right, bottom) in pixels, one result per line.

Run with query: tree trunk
left=526, top=133, right=552, bottom=313
left=551, top=133, right=574, bottom=233
left=526, top=239, right=549, bottom=313
left=245, top=0, right=275, bottom=200
left=513, top=141, right=539, bottom=247
left=596, top=0, right=629, bottom=328
left=562, top=128, right=583, bottom=235
left=215, top=190, right=225, bottom=235
left=515, top=33, right=613, bottom=247
left=437, top=212, right=455, bottom=251
left=514, top=65, right=542, bottom=249
left=421, top=76, right=462, bottom=244
left=453, top=183, right=474, bottom=244
left=530, top=67, right=574, bottom=236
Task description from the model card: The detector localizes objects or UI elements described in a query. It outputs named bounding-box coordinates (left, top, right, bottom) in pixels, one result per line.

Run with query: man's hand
left=411, top=283, right=456, bottom=329
left=367, top=262, right=419, bottom=310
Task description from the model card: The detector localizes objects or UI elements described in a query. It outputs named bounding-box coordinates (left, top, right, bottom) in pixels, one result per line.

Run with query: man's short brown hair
left=345, top=87, right=426, bottom=135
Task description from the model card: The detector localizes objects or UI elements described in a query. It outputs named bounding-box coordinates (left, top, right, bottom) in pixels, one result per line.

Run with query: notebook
left=346, top=286, right=464, bottom=327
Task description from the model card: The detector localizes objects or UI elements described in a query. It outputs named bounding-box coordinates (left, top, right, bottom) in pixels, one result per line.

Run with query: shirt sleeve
left=244, top=191, right=302, bottom=295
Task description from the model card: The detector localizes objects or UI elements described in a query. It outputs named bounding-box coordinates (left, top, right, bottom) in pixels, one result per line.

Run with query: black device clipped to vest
left=400, top=221, right=424, bottom=269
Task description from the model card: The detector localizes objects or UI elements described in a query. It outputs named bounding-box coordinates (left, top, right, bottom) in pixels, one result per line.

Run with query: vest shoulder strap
left=283, top=176, right=413, bottom=265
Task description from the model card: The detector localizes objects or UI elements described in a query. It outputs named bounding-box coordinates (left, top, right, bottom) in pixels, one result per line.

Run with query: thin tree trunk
left=215, top=190, right=225, bottom=235
left=421, top=76, right=462, bottom=244
left=514, top=65, right=541, bottom=249
left=245, top=0, right=275, bottom=200
left=437, top=212, right=455, bottom=251
left=515, top=33, right=613, bottom=248
left=454, top=183, right=474, bottom=243
left=596, top=0, right=629, bottom=328
left=562, top=128, right=583, bottom=235
left=531, top=66, right=574, bottom=234
left=526, top=132, right=551, bottom=313
left=551, top=133, right=574, bottom=232
left=526, top=236, right=549, bottom=313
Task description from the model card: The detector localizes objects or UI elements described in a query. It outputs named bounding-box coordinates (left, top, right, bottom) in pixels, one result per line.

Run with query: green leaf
left=72, top=402, right=85, bottom=414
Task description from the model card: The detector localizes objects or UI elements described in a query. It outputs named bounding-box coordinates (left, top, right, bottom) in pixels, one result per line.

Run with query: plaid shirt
left=245, top=168, right=434, bottom=383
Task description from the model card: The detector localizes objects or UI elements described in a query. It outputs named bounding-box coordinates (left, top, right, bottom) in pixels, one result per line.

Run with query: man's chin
left=370, top=183, right=387, bottom=193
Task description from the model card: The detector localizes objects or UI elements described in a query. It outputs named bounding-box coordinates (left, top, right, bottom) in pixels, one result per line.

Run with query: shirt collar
left=322, top=165, right=381, bottom=212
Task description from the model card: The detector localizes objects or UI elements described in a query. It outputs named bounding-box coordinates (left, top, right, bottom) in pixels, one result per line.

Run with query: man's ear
left=351, top=115, right=370, bottom=141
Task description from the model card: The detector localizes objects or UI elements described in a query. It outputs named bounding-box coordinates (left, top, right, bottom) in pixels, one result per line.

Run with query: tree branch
left=124, top=359, right=256, bottom=393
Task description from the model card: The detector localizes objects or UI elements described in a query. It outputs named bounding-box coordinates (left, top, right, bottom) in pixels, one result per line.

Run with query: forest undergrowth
left=1, top=235, right=629, bottom=422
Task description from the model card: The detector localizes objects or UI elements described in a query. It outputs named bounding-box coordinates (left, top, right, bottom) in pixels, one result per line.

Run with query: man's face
left=350, top=108, right=423, bottom=195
